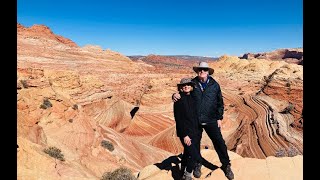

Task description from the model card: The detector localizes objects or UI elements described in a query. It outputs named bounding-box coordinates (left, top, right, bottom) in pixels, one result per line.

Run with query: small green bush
left=101, top=167, right=137, bottom=180
left=40, top=98, right=52, bottom=109
left=101, top=140, right=114, bottom=151
left=43, top=146, right=65, bottom=161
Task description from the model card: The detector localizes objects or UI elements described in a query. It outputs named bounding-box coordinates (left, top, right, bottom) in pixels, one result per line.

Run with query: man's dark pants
left=199, top=122, right=231, bottom=168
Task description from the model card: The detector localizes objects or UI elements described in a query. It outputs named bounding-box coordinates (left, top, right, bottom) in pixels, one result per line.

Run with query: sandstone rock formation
left=241, top=48, right=303, bottom=65
left=17, top=23, right=303, bottom=180
left=17, top=23, right=172, bottom=179
left=208, top=56, right=303, bottom=158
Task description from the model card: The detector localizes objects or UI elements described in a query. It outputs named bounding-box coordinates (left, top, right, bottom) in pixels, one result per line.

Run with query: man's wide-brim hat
left=177, top=78, right=195, bottom=86
left=193, top=61, right=214, bottom=75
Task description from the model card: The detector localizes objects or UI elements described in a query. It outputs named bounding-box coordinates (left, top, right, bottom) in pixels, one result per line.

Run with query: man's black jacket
left=191, top=76, right=224, bottom=124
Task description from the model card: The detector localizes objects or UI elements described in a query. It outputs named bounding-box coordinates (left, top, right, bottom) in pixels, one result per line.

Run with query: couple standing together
left=173, top=62, right=234, bottom=180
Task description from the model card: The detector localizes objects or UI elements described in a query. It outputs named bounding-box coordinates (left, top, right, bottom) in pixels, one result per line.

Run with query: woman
left=174, top=77, right=202, bottom=180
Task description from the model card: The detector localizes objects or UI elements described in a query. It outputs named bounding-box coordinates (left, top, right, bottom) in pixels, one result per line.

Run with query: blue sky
left=17, top=0, right=303, bottom=57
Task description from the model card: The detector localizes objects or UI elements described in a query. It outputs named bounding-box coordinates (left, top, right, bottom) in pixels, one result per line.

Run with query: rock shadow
left=130, top=107, right=139, bottom=119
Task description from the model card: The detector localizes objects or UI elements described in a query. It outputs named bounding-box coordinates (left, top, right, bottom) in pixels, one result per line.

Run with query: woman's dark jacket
left=173, top=93, right=200, bottom=138
left=191, top=76, right=224, bottom=124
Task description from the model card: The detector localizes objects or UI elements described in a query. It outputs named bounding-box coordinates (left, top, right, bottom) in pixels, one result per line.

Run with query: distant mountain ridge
left=128, top=55, right=218, bottom=61
left=127, top=54, right=218, bottom=74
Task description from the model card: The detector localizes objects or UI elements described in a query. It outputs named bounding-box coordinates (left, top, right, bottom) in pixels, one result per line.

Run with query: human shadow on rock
left=154, top=154, right=182, bottom=180
left=200, top=157, right=219, bottom=178
left=154, top=154, right=219, bottom=179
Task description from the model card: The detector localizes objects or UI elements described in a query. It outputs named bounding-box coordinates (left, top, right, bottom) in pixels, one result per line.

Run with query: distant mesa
left=241, top=48, right=303, bottom=65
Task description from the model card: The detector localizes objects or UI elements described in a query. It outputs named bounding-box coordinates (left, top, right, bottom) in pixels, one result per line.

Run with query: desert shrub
left=68, top=119, right=73, bottom=123
left=40, top=98, right=52, bottom=109
left=280, top=103, right=294, bottom=114
left=135, top=100, right=140, bottom=106
left=275, top=146, right=299, bottom=157
left=287, top=146, right=299, bottom=157
left=101, top=167, right=137, bottom=180
left=285, top=82, right=291, bottom=87
left=275, top=149, right=286, bottom=157
left=101, top=140, right=114, bottom=151
left=72, top=104, right=78, bottom=110
left=263, top=75, right=271, bottom=84
left=20, top=80, right=28, bottom=88
left=43, top=146, right=65, bottom=161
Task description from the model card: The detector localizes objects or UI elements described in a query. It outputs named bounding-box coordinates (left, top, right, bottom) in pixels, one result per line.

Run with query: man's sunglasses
left=197, top=68, right=209, bottom=72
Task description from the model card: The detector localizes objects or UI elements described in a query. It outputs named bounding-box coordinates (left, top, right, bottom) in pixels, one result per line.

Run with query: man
left=172, top=61, right=234, bottom=180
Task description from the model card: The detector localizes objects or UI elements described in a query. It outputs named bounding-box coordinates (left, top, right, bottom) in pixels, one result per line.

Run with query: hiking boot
left=222, top=164, right=234, bottom=180
left=181, top=173, right=193, bottom=180
left=193, top=162, right=202, bottom=178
